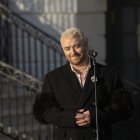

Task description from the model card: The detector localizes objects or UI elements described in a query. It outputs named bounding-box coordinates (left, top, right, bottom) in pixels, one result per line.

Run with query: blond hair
left=60, top=27, right=87, bottom=44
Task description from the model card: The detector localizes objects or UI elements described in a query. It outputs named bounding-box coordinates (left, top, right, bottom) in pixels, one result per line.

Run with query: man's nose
left=70, top=48, right=76, bottom=54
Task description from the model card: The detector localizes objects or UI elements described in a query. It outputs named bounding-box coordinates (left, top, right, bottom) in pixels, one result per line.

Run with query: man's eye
left=75, top=45, right=81, bottom=48
left=64, top=48, right=70, bottom=51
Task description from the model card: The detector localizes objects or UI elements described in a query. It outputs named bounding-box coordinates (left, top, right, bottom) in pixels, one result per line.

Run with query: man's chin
left=70, top=61, right=81, bottom=65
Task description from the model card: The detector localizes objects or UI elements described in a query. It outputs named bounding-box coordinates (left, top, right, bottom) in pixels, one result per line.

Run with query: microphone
left=88, top=49, right=97, bottom=65
left=88, top=49, right=98, bottom=58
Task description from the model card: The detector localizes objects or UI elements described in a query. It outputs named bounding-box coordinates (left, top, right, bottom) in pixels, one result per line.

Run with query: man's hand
left=75, top=109, right=90, bottom=127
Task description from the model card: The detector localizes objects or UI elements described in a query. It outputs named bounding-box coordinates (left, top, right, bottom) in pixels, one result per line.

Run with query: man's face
left=60, top=37, right=88, bottom=66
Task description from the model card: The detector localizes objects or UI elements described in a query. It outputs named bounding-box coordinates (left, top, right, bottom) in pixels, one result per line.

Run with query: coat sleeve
left=33, top=74, right=76, bottom=127
left=89, top=70, right=133, bottom=127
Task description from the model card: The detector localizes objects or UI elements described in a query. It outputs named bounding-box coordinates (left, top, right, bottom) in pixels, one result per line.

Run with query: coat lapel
left=62, top=62, right=82, bottom=98
left=77, top=67, right=95, bottom=108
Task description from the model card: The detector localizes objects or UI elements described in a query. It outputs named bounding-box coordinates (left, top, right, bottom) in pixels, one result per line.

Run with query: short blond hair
left=60, top=27, right=87, bottom=44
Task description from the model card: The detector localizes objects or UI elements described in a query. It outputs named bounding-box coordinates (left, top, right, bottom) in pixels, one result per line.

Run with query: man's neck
left=70, top=57, right=90, bottom=74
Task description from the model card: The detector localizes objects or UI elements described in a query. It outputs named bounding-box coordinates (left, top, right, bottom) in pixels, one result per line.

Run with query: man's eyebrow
left=63, top=46, right=70, bottom=48
left=74, top=43, right=81, bottom=46
left=63, top=43, right=81, bottom=49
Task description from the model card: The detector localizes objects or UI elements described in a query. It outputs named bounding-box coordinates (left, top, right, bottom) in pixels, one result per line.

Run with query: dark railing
left=0, top=2, right=65, bottom=140
left=0, top=61, right=54, bottom=140
left=0, top=3, right=66, bottom=80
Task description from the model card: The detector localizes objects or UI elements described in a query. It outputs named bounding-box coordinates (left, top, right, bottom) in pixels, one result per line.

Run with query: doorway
left=106, top=0, right=140, bottom=83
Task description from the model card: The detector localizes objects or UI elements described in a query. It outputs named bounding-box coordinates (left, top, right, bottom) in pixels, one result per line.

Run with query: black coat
left=33, top=61, right=133, bottom=140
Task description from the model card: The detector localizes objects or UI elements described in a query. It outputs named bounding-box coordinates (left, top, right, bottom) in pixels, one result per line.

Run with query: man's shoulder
left=96, top=63, right=107, bottom=72
left=96, top=63, right=106, bottom=68
left=96, top=63, right=120, bottom=76
left=45, top=63, right=68, bottom=76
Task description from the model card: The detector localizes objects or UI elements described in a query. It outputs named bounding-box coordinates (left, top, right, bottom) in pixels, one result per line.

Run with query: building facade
left=10, top=0, right=107, bottom=64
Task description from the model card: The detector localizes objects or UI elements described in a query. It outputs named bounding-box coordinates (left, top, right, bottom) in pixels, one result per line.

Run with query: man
left=33, top=27, right=133, bottom=140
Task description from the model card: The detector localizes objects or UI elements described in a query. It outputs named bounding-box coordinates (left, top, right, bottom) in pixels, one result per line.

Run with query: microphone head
left=88, top=49, right=98, bottom=57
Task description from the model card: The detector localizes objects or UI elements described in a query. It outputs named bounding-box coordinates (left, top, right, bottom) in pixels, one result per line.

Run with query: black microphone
left=88, top=49, right=97, bottom=65
left=88, top=49, right=98, bottom=58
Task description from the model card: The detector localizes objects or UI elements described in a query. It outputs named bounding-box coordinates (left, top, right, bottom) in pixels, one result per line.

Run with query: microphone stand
left=89, top=50, right=99, bottom=140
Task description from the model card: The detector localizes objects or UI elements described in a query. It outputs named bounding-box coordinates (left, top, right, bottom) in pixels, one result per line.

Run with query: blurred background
left=0, top=0, right=140, bottom=140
